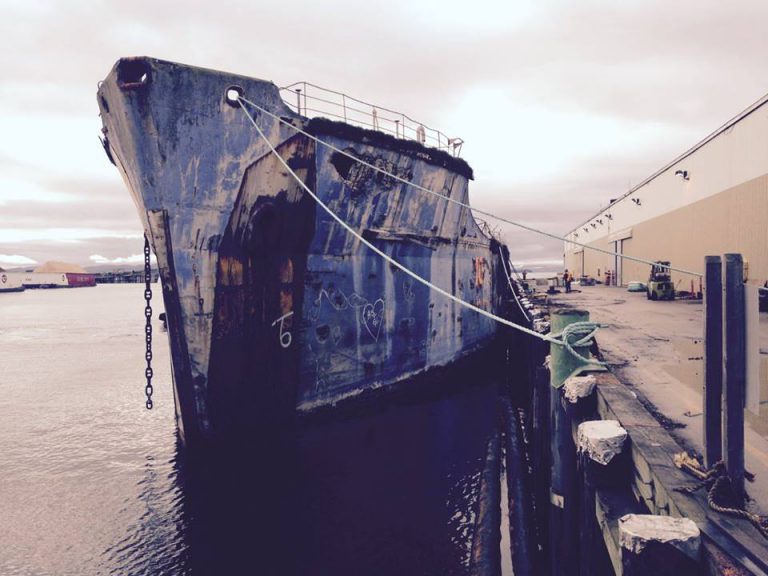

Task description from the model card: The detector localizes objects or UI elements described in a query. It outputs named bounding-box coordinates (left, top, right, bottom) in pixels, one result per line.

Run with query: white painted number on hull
left=271, top=311, right=294, bottom=348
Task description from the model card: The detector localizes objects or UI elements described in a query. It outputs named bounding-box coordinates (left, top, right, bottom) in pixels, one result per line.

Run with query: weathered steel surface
left=98, top=57, right=507, bottom=447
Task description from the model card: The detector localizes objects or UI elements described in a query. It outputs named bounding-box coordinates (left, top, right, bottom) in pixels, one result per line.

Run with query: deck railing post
left=703, top=255, right=723, bottom=467
left=723, top=253, right=745, bottom=505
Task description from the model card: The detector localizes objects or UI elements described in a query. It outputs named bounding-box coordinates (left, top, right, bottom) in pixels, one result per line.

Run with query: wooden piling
left=703, top=255, right=723, bottom=468
left=549, top=309, right=592, bottom=576
left=577, top=420, right=628, bottom=489
left=532, top=359, right=551, bottom=563
left=562, top=374, right=597, bottom=419
left=619, top=514, right=701, bottom=576
left=577, top=419, right=627, bottom=576
left=723, top=253, right=745, bottom=505
left=469, top=429, right=501, bottom=576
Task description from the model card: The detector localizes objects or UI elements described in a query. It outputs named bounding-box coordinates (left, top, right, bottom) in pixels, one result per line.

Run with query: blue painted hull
left=98, top=58, right=509, bottom=447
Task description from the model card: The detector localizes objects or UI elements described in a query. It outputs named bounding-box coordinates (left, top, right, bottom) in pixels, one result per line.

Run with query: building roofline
left=565, top=90, right=768, bottom=235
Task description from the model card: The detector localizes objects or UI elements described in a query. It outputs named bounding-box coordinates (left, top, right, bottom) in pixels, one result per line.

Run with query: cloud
left=0, top=254, right=37, bottom=267
left=0, top=237, right=147, bottom=268
left=0, top=229, right=142, bottom=244
left=0, top=0, right=766, bottom=271
left=89, top=253, right=154, bottom=265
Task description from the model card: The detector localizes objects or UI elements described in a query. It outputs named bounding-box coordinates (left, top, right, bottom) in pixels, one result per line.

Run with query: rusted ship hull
left=98, top=58, right=509, bottom=447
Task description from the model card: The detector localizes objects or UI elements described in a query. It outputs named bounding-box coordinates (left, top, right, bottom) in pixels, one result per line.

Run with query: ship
left=97, top=57, right=512, bottom=448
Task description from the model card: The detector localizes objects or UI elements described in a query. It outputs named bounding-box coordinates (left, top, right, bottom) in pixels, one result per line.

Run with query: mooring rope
left=235, top=96, right=605, bottom=367
left=495, top=252, right=602, bottom=368
left=674, top=452, right=768, bottom=539
left=498, top=250, right=531, bottom=321
left=237, top=94, right=704, bottom=279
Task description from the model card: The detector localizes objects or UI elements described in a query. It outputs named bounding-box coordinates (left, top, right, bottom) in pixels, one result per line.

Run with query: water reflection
left=110, top=379, right=498, bottom=575
left=101, top=449, right=189, bottom=575
left=0, top=287, right=503, bottom=575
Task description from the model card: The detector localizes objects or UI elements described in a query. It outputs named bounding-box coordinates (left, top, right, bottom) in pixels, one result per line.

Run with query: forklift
left=647, top=261, right=675, bottom=300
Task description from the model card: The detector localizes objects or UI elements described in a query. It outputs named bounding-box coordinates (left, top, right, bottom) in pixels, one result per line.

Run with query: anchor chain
left=143, top=234, right=154, bottom=409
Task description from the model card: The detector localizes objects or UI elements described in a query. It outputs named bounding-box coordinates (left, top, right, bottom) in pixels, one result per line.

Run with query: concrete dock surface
left=547, top=284, right=768, bottom=512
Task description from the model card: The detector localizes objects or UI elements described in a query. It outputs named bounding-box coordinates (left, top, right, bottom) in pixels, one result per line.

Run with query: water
left=0, top=285, right=501, bottom=575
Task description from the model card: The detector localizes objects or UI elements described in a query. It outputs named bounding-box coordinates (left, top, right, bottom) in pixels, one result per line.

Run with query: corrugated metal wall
left=567, top=174, right=768, bottom=288
left=564, top=96, right=768, bottom=289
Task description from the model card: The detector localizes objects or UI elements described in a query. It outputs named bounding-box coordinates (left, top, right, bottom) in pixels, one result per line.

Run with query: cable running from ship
left=236, top=95, right=604, bottom=367
left=237, top=94, right=702, bottom=279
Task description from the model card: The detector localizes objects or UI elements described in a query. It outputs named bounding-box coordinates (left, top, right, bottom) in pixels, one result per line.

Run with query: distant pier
left=94, top=269, right=159, bottom=284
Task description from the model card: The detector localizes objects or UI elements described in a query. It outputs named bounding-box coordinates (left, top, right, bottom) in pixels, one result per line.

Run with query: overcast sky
left=1, top=0, right=767, bottom=272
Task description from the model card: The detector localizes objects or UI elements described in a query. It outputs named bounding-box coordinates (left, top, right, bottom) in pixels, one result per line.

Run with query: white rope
left=498, top=250, right=531, bottom=321
left=508, top=259, right=526, bottom=283
left=236, top=97, right=606, bottom=367
left=237, top=97, right=545, bottom=341
left=498, top=253, right=606, bottom=366
left=552, top=322, right=606, bottom=366
left=238, top=95, right=704, bottom=279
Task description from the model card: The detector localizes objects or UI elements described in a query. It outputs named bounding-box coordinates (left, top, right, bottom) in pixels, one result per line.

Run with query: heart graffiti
left=362, top=299, right=385, bottom=341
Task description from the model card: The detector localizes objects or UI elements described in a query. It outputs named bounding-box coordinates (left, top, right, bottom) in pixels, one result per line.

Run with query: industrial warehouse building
left=563, top=93, right=768, bottom=291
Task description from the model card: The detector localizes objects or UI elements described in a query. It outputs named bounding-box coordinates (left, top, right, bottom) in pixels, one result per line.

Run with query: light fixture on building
left=591, top=223, right=597, bottom=228
left=597, top=219, right=603, bottom=225
left=606, top=213, right=613, bottom=220
left=632, top=198, right=641, bottom=206
left=674, top=169, right=689, bottom=181
left=583, top=227, right=589, bottom=233
left=574, top=232, right=579, bottom=238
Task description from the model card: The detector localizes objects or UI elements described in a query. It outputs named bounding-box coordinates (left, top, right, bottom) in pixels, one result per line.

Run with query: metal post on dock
left=549, top=308, right=592, bottom=576
left=703, top=255, right=723, bottom=467
left=723, top=253, right=746, bottom=505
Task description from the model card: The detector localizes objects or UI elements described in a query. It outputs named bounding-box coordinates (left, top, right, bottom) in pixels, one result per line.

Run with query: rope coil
left=674, top=452, right=768, bottom=539
left=548, top=321, right=605, bottom=366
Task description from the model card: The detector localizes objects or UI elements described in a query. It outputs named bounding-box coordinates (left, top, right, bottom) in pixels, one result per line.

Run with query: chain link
left=143, top=235, right=154, bottom=409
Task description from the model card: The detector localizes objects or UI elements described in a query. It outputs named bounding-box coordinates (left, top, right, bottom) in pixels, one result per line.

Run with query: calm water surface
left=0, top=285, right=498, bottom=575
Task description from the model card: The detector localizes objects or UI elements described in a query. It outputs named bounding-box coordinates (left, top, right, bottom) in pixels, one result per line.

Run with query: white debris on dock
left=563, top=374, right=597, bottom=404
left=577, top=420, right=628, bottom=465
left=619, top=514, right=700, bottom=557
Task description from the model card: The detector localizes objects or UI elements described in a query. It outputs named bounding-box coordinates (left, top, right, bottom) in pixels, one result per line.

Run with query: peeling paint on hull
left=98, top=57, right=510, bottom=448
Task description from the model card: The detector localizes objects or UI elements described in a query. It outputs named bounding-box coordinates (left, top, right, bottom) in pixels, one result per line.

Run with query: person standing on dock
left=564, top=269, right=572, bottom=293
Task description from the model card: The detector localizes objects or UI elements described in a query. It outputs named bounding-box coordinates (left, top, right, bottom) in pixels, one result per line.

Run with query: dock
left=507, top=282, right=768, bottom=575
left=549, top=285, right=768, bottom=507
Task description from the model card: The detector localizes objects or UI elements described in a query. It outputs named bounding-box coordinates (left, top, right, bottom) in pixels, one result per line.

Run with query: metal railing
left=279, top=81, right=464, bottom=157
left=476, top=218, right=503, bottom=242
